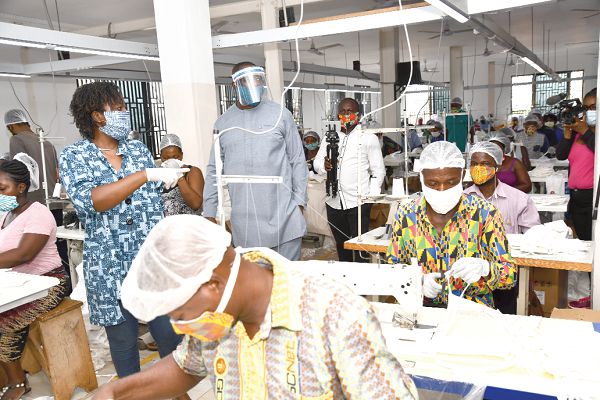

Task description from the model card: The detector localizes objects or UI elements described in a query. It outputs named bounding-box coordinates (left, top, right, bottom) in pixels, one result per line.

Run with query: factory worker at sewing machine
left=386, top=141, right=517, bottom=308
left=92, top=215, right=418, bottom=400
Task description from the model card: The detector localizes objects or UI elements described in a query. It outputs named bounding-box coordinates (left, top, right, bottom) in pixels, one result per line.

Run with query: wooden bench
left=21, top=298, right=98, bottom=400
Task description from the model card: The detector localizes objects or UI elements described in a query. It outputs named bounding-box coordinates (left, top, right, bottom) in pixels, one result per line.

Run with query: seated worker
left=543, top=112, right=563, bottom=144
left=302, top=130, right=320, bottom=172
left=93, top=215, right=418, bottom=400
left=509, top=116, right=523, bottom=134
left=402, top=127, right=424, bottom=152
left=531, top=108, right=558, bottom=147
left=386, top=141, right=516, bottom=308
left=424, top=120, right=444, bottom=143
left=518, top=113, right=550, bottom=161
left=159, top=134, right=204, bottom=216
left=464, top=141, right=540, bottom=314
left=489, top=130, right=532, bottom=193
left=0, top=155, right=69, bottom=399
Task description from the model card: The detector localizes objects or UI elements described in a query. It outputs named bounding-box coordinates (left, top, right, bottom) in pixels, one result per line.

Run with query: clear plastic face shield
left=232, top=66, right=267, bottom=107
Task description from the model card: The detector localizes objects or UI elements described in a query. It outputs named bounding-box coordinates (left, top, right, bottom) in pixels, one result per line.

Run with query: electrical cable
left=7, top=80, right=43, bottom=130
left=46, top=49, right=59, bottom=135
left=54, top=0, right=62, bottom=31
left=495, top=51, right=509, bottom=118
left=42, top=0, right=55, bottom=30
left=414, top=18, right=445, bottom=124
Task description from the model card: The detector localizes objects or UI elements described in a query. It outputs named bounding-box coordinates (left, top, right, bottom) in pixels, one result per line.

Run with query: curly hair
left=70, top=82, right=124, bottom=140
left=0, top=159, right=31, bottom=192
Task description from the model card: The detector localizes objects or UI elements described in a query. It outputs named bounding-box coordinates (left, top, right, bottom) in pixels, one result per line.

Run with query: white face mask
left=587, top=110, right=597, bottom=126
left=420, top=174, right=463, bottom=214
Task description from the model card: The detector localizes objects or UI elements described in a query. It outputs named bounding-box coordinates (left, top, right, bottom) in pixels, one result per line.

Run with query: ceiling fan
left=419, top=18, right=472, bottom=40
left=571, top=8, right=600, bottom=19
left=299, top=39, right=343, bottom=56
left=460, top=37, right=509, bottom=58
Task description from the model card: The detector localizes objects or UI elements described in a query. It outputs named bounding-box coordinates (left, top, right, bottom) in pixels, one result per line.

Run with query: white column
left=153, top=0, right=218, bottom=170
left=592, top=33, right=600, bottom=310
left=488, top=61, right=495, bottom=116
left=449, top=46, right=463, bottom=102
left=261, top=0, right=284, bottom=103
left=379, top=27, right=399, bottom=127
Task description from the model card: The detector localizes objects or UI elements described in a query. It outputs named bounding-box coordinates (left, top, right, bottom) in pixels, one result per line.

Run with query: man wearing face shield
left=203, top=62, right=308, bottom=261
left=313, top=98, right=385, bottom=262
left=464, top=141, right=540, bottom=314
left=91, top=215, right=418, bottom=400
left=386, top=141, right=516, bottom=308
left=556, top=88, right=597, bottom=240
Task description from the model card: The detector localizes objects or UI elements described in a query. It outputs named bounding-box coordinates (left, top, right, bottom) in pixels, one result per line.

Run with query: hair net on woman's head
left=426, top=119, right=443, bottom=130
left=121, top=215, right=232, bottom=322
left=12, top=153, right=39, bottom=192
left=524, top=113, right=541, bottom=126
left=4, top=109, right=28, bottom=126
left=489, top=133, right=512, bottom=154
left=159, top=133, right=182, bottom=151
left=469, top=141, right=503, bottom=166
left=303, top=130, right=320, bottom=142
left=416, top=141, right=465, bottom=172
left=450, top=97, right=463, bottom=106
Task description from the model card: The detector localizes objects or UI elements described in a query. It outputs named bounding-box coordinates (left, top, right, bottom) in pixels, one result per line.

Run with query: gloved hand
left=161, top=158, right=185, bottom=169
left=423, top=272, right=443, bottom=299
left=449, top=257, right=490, bottom=284
left=146, top=168, right=189, bottom=190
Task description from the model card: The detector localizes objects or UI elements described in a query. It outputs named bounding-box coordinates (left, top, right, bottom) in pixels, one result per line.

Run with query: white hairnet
left=159, top=133, right=182, bottom=151
left=489, top=131, right=512, bottom=154
left=524, top=113, right=541, bottom=127
left=13, top=153, right=40, bottom=192
left=469, top=141, right=503, bottom=166
left=450, top=97, right=463, bottom=106
left=121, top=215, right=232, bottom=322
left=426, top=119, right=443, bottom=130
left=531, top=108, right=542, bottom=116
left=4, top=109, right=28, bottom=126
left=416, top=141, right=465, bottom=172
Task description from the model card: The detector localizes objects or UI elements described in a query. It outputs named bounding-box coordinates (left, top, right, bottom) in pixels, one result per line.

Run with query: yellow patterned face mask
left=470, top=165, right=496, bottom=185
left=171, top=252, right=240, bottom=342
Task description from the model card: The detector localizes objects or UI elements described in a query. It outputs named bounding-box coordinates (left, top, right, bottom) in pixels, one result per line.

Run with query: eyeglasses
left=583, top=104, right=596, bottom=111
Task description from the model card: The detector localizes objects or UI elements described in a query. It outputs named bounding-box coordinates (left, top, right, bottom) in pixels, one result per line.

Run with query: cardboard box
left=531, top=269, right=568, bottom=317
left=551, top=308, right=600, bottom=322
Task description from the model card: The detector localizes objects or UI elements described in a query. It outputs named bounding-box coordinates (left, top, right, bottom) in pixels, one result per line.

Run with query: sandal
left=0, top=378, right=31, bottom=400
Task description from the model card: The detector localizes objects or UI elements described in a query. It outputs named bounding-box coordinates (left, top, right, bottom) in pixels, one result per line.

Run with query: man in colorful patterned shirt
left=93, top=215, right=418, bottom=400
left=386, top=141, right=516, bottom=308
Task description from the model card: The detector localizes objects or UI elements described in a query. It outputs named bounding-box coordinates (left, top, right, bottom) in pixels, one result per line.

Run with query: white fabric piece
left=146, top=167, right=189, bottom=189
left=161, top=158, right=185, bottom=169
left=121, top=214, right=232, bottom=322
left=423, top=272, right=442, bottom=298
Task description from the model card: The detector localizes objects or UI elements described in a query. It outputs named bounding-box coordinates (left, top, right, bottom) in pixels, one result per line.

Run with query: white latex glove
left=161, top=158, right=185, bottom=169
left=449, top=257, right=490, bottom=284
left=146, top=168, right=189, bottom=190
left=423, top=272, right=443, bottom=299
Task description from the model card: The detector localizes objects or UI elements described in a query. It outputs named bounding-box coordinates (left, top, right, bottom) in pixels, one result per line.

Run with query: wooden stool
left=21, top=298, right=98, bottom=400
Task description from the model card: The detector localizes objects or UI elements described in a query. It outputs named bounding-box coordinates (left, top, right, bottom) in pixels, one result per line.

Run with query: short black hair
left=232, top=62, right=256, bottom=75
left=584, top=88, right=597, bottom=100
left=544, top=113, right=558, bottom=122
left=338, top=98, right=360, bottom=112
left=70, top=82, right=124, bottom=140
left=0, top=159, right=30, bottom=192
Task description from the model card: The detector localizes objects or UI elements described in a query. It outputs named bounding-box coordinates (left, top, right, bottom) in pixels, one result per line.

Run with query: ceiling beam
left=74, top=17, right=156, bottom=37
left=23, top=55, right=136, bottom=75
left=0, top=22, right=159, bottom=60
left=213, top=6, right=443, bottom=48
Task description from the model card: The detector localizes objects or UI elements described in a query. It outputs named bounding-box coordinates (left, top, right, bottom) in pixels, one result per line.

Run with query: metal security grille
left=511, top=70, right=584, bottom=115
left=285, top=88, right=303, bottom=127
left=431, top=87, right=450, bottom=115
left=218, top=85, right=237, bottom=114
left=76, top=79, right=167, bottom=158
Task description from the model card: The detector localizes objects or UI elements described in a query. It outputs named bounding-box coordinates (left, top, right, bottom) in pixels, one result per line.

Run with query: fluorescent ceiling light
left=53, top=46, right=159, bottom=61
left=426, top=0, right=469, bottom=23
left=521, top=57, right=544, bottom=73
left=0, top=38, right=47, bottom=49
left=0, top=72, right=31, bottom=78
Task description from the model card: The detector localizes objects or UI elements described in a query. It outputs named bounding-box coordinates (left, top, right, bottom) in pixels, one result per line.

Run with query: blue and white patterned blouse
left=59, top=139, right=163, bottom=326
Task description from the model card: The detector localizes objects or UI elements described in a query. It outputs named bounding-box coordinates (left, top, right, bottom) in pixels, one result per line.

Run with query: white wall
left=0, top=76, right=79, bottom=156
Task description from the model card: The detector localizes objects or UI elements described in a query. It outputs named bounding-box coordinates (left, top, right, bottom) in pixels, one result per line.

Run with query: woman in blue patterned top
left=59, top=82, right=190, bottom=384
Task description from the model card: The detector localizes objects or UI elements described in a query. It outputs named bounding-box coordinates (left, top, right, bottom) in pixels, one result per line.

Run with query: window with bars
left=76, top=79, right=167, bottom=158
left=402, top=85, right=450, bottom=123
left=510, top=70, right=584, bottom=115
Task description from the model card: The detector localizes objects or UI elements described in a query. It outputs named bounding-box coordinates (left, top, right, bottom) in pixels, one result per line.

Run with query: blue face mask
left=101, top=111, right=131, bottom=141
left=237, top=85, right=264, bottom=107
left=305, top=142, right=319, bottom=151
left=587, top=110, right=597, bottom=126
left=0, top=194, right=19, bottom=212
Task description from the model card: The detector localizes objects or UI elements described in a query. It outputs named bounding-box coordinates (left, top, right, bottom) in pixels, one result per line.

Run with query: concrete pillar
left=153, top=0, right=218, bottom=170
left=261, top=0, right=284, bottom=103
left=488, top=61, right=495, bottom=116
left=449, top=46, right=463, bottom=104
left=379, top=27, right=399, bottom=127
